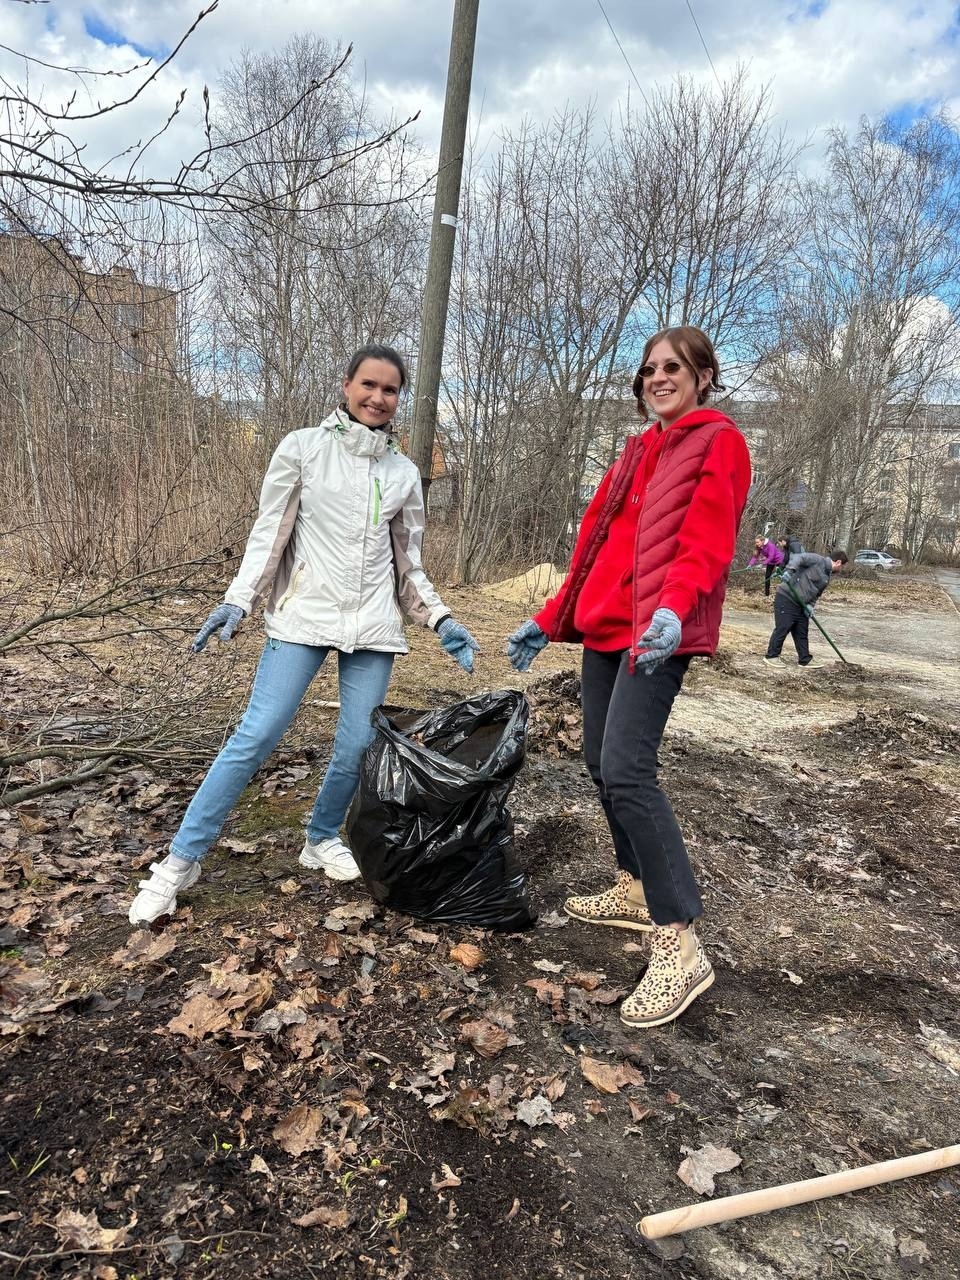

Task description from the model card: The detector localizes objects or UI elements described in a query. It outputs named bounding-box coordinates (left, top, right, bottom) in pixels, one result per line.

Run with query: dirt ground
left=2, top=569, right=959, bottom=1279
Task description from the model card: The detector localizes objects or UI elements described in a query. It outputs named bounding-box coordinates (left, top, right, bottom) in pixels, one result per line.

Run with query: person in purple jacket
left=748, top=536, right=785, bottom=596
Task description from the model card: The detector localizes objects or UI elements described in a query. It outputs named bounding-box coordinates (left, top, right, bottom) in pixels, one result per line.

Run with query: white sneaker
left=299, top=835, right=362, bottom=881
left=128, top=859, right=201, bottom=925
left=762, top=656, right=784, bottom=668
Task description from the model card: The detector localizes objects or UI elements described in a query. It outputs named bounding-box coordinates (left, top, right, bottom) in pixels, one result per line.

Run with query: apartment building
left=0, top=232, right=178, bottom=385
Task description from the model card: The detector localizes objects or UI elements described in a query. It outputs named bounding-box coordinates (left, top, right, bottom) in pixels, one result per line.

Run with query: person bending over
left=763, top=550, right=848, bottom=669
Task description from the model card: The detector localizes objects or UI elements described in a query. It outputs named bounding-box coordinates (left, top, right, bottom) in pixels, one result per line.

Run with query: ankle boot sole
left=563, top=903, right=654, bottom=932
left=619, top=965, right=715, bottom=1028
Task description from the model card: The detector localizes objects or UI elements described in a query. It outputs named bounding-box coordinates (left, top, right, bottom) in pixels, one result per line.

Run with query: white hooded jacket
left=223, top=409, right=449, bottom=653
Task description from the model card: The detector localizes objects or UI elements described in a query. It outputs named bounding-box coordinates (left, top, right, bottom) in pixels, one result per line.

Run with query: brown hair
left=345, top=344, right=408, bottom=390
left=631, top=325, right=724, bottom=410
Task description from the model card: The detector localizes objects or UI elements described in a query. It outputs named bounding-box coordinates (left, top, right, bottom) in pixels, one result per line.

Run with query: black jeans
left=766, top=591, right=810, bottom=663
left=581, top=648, right=702, bottom=926
left=764, top=564, right=777, bottom=596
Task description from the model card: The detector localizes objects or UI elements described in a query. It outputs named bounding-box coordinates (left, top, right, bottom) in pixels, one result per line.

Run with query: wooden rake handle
left=639, top=1144, right=960, bottom=1241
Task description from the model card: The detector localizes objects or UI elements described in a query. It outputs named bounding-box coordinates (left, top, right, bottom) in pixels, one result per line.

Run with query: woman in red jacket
left=506, top=326, right=751, bottom=1028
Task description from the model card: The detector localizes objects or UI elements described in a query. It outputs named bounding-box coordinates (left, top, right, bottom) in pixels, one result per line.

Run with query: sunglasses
left=637, top=358, right=687, bottom=379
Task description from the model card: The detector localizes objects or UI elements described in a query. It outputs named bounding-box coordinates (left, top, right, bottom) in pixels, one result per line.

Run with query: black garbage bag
left=345, top=689, right=535, bottom=930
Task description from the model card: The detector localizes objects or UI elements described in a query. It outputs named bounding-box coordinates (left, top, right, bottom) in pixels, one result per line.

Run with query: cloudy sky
left=3, top=0, right=959, bottom=179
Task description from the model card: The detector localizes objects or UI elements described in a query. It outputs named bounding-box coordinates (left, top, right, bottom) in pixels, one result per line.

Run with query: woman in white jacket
left=129, top=345, right=479, bottom=925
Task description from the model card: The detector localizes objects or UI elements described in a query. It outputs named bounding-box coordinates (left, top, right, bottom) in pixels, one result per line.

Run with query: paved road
left=724, top=579, right=960, bottom=714
left=936, top=568, right=960, bottom=612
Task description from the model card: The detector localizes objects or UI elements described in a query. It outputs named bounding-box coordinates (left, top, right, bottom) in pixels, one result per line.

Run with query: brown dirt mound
left=480, top=563, right=564, bottom=607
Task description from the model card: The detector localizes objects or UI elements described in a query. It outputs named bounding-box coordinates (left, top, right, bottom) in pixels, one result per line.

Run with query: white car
left=854, top=549, right=902, bottom=569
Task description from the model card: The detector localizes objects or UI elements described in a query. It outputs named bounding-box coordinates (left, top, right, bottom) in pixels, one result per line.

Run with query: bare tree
left=445, top=75, right=800, bottom=583
left=0, top=10, right=422, bottom=575
left=206, top=36, right=428, bottom=442
left=759, top=113, right=960, bottom=553
left=0, top=4, right=414, bottom=262
left=612, top=70, right=801, bottom=380
left=446, top=108, right=648, bottom=582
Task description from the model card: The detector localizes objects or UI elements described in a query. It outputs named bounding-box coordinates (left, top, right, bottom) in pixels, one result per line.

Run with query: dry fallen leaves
left=166, top=965, right=275, bottom=1040
left=0, top=959, right=49, bottom=1011
left=524, top=978, right=565, bottom=1016
left=110, top=931, right=177, bottom=969
left=323, top=901, right=377, bottom=932
left=166, top=992, right=232, bottom=1040
left=677, top=1143, right=742, bottom=1195
left=431, top=1163, right=463, bottom=1191
left=54, top=1208, right=136, bottom=1252
left=69, top=803, right=122, bottom=839
left=449, top=942, right=485, bottom=970
left=293, top=1206, right=351, bottom=1229
left=406, top=927, right=439, bottom=945
left=579, top=1056, right=645, bottom=1095
left=628, top=1098, right=654, bottom=1122
left=515, top=1095, right=555, bottom=1127
left=272, top=1104, right=325, bottom=1158
left=460, top=1019, right=510, bottom=1059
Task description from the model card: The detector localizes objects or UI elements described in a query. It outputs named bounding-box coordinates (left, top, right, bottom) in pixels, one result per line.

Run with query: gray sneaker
left=299, top=835, right=362, bottom=881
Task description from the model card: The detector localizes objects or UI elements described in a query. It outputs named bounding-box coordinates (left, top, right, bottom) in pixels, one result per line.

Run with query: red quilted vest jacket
left=545, top=411, right=741, bottom=661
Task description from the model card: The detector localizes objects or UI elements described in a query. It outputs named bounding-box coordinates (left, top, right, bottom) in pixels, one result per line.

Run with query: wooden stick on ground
left=639, top=1144, right=960, bottom=1241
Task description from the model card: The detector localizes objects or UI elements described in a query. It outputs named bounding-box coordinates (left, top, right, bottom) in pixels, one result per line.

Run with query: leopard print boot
left=619, top=923, right=714, bottom=1028
left=564, top=870, right=653, bottom=932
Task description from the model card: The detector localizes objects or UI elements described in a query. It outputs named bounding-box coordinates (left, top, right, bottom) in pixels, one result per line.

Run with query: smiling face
left=642, top=339, right=710, bottom=427
left=342, top=358, right=402, bottom=428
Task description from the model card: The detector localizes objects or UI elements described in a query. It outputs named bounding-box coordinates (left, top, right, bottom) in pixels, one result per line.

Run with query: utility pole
left=409, top=0, right=479, bottom=507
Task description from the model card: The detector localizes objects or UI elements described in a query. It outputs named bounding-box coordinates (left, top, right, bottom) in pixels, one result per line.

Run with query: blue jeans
left=170, top=640, right=394, bottom=862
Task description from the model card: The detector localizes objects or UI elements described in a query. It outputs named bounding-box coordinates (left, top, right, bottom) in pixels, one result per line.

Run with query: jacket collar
left=324, top=408, right=398, bottom=457
left=639, top=407, right=737, bottom=440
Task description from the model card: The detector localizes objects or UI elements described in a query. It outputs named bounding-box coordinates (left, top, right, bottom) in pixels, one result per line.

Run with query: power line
left=684, top=0, right=723, bottom=89
left=595, top=0, right=650, bottom=108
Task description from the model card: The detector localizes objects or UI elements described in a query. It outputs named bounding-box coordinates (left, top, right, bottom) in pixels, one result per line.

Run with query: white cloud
left=1, top=1, right=957, bottom=185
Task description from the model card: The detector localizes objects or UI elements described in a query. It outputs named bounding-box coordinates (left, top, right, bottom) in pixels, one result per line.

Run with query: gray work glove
left=437, top=617, right=481, bottom=674
left=506, top=619, right=549, bottom=672
left=633, top=607, right=682, bottom=675
left=191, top=603, right=246, bottom=652
left=804, top=603, right=814, bottom=617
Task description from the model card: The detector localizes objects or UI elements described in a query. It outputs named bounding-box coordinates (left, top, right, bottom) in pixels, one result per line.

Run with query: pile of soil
left=479, top=564, right=563, bottom=607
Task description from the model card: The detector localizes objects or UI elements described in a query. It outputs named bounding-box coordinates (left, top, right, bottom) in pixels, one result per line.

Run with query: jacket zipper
left=277, top=561, right=305, bottom=612
left=372, top=477, right=381, bottom=527
left=631, top=434, right=672, bottom=664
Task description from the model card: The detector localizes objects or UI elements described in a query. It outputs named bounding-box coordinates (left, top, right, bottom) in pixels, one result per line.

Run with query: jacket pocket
left=276, top=560, right=306, bottom=613
left=372, top=477, right=382, bottom=527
